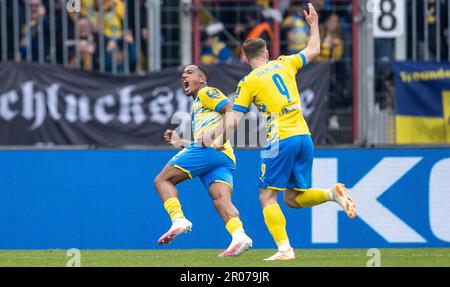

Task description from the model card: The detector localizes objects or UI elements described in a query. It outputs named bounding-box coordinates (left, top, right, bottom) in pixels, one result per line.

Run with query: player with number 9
left=211, top=2, right=357, bottom=261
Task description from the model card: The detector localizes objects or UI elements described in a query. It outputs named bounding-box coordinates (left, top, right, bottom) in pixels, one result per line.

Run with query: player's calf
left=154, top=165, right=193, bottom=245
left=209, top=183, right=253, bottom=257
left=210, top=190, right=240, bottom=222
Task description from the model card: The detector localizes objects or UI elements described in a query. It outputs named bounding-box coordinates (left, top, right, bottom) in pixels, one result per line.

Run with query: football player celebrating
left=212, top=3, right=356, bottom=260
left=154, top=64, right=253, bottom=257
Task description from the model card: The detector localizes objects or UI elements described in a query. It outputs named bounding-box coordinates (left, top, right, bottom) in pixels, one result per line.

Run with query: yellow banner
left=396, top=91, right=450, bottom=144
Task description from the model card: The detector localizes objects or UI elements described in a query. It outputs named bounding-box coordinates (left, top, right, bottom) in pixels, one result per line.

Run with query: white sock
left=329, top=190, right=335, bottom=201
left=278, top=241, right=292, bottom=252
left=173, top=217, right=187, bottom=224
left=232, top=228, right=245, bottom=239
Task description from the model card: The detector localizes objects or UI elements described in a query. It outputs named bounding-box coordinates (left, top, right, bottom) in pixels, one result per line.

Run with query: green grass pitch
left=0, top=248, right=449, bottom=267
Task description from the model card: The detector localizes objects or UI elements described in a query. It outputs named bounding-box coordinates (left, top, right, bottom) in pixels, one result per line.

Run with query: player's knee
left=154, top=173, right=168, bottom=189
left=283, top=192, right=302, bottom=209
left=211, top=191, right=230, bottom=205
left=259, top=193, right=269, bottom=207
left=212, top=192, right=236, bottom=211
left=259, top=189, right=277, bottom=207
left=153, top=176, right=161, bottom=189
left=284, top=196, right=302, bottom=209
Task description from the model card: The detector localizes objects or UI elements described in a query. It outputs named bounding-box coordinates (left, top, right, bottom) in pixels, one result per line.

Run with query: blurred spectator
left=235, top=14, right=273, bottom=44
left=136, top=0, right=149, bottom=71
left=427, top=0, right=438, bottom=59
left=235, top=13, right=273, bottom=61
left=105, top=29, right=137, bottom=73
left=77, top=0, right=99, bottom=29
left=98, top=0, right=137, bottom=73
left=316, top=13, right=344, bottom=62
left=427, top=0, right=437, bottom=26
left=103, top=0, right=125, bottom=41
left=426, top=0, right=447, bottom=59
left=69, top=17, right=97, bottom=70
left=201, top=33, right=237, bottom=65
left=18, top=0, right=50, bottom=62
left=320, top=12, right=351, bottom=113
left=256, top=0, right=270, bottom=9
left=69, top=40, right=96, bottom=70
left=282, top=6, right=310, bottom=54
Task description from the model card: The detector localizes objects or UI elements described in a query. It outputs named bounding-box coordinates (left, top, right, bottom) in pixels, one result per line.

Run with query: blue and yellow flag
left=392, top=61, right=450, bottom=144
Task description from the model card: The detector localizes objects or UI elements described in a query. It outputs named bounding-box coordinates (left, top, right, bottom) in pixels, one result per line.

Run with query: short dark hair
left=242, top=38, right=267, bottom=61
left=182, top=64, right=208, bottom=79
left=197, top=65, right=208, bottom=79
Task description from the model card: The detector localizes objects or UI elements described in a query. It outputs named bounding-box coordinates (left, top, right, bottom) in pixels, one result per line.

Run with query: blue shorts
left=259, top=135, right=313, bottom=191
left=168, top=142, right=235, bottom=190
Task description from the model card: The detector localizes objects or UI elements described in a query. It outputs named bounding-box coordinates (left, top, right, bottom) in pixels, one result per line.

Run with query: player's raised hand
left=303, top=2, right=318, bottom=27
left=163, top=129, right=173, bottom=144
left=164, top=129, right=181, bottom=146
left=164, top=129, right=191, bottom=148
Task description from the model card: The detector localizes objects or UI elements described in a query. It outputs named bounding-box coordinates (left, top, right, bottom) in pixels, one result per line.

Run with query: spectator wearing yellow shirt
left=97, top=0, right=136, bottom=73
left=200, top=33, right=236, bottom=65
left=316, top=13, right=344, bottom=62
left=78, top=0, right=99, bottom=29
left=282, top=7, right=310, bottom=54
left=102, top=0, right=125, bottom=40
left=18, top=0, right=50, bottom=62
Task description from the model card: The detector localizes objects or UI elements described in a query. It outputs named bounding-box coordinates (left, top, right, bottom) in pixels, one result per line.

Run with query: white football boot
left=219, top=231, right=253, bottom=257
left=263, top=248, right=296, bottom=261
left=331, top=183, right=356, bottom=219
left=157, top=217, right=193, bottom=245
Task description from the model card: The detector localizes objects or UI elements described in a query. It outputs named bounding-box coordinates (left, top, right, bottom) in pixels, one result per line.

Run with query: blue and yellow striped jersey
left=192, top=86, right=235, bottom=163
left=233, top=53, right=310, bottom=144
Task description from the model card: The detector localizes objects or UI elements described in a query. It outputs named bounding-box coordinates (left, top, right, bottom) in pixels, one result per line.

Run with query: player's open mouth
left=183, top=81, right=190, bottom=93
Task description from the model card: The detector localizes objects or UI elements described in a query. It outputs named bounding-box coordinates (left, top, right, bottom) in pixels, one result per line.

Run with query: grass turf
left=0, top=248, right=449, bottom=267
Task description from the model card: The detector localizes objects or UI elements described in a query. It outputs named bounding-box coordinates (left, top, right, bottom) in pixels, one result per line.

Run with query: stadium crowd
left=1, top=0, right=448, bottom=142
left=3, top=0, right=448, bottom=71
left=6, top=0, right=350, bottom=71
left=4, top=0, right=146, bottom=72
left=199, top=0, right=350, bottom=65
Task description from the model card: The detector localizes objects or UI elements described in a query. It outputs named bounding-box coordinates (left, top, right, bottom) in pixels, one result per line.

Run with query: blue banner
left=0, top=148, right=449, bottom=249
left=391, top=61, right=450, bottom=143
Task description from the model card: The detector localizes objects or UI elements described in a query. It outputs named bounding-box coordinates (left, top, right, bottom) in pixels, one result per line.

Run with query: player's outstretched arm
left=164, top=129, right=191, bottom=148
left=300, top=3, right=320, bottom=64
left=212, top=110, right=244, bottom=149
left=195, top=103, right=233, bottom=147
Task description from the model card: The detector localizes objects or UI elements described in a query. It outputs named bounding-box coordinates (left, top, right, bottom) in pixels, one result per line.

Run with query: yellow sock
left=263, top=204, right=290, bottom=249
left=225, top=217, right=243, bottom=236
left=295, top=188, right=332, bottom=207
left=163, top=197, right=185, bottom=221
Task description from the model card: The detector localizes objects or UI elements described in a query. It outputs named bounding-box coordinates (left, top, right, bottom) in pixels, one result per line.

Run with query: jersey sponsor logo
left=281, top=104, right=301, bottom=115
left=235, top=86, right=241, bottom=97
left=205, top=88, right=221, bottom=99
